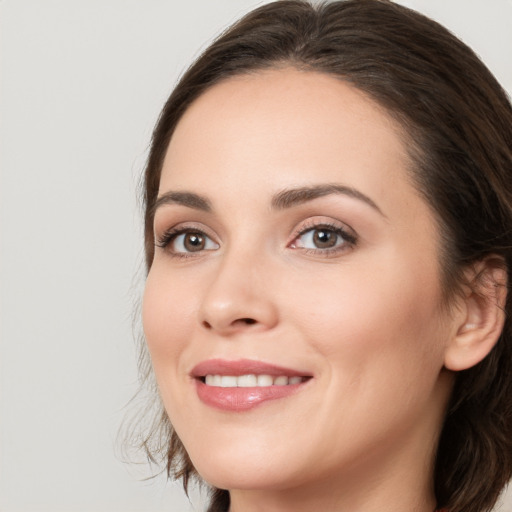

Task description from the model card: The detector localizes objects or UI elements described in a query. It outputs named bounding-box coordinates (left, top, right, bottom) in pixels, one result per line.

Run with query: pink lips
left=191, top=359, right=312, bottom=412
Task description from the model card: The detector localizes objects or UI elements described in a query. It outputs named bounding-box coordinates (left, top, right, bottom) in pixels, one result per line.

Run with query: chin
left=199, top=466, right=278, bottom=492
left=196, top=461, right=307, bottom=493
left=182, top=432, right=304, bottom=491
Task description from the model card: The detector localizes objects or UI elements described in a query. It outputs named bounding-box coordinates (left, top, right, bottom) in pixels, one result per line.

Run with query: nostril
left=200, top=317, right=257, bottom=331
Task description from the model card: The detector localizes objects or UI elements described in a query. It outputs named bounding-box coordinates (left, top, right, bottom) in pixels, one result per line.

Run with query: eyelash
left=156, top=227, right=193, bottom=248
left=291, top=222, right=357, bottom=256
left=155, top=225, right=216, bottom=259
left=155, top=221, right=357, bottom=258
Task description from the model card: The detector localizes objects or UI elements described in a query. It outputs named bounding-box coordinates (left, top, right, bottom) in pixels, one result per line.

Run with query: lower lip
left=195, top=380, right=308, bottom=411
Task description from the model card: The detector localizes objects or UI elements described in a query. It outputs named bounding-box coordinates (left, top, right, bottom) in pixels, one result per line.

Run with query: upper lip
left=191, top=358, right=312, bottom=378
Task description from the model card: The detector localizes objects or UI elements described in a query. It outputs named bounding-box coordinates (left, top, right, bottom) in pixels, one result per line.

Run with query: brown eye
left=312, top=229, right=338, bottom=248
left=183, top=233, right=206, bottom=252
left=168, top=230, right=219, bottom=254
left=291, top=224, right=356, bottom=253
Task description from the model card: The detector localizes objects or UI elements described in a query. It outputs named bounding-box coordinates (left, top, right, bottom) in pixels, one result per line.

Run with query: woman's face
left=143, top=69, right=456, bottom=498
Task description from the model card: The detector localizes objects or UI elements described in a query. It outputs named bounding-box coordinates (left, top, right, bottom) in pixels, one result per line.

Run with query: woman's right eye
left=157, top=229, right=220, bottom=256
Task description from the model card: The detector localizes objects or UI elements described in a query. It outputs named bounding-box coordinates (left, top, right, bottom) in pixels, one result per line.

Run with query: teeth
left=257, top=374, right=273, bottom=387
left=203, top=374, right=305, bottom=387
left=220, top=376, right=237, bottom=388
left=237, top=374, right=257, bottom=387
left=274, top=376, right=289, bottom=386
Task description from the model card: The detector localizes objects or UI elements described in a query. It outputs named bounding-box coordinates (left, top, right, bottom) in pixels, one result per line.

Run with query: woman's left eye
left=291, top=225, right=355, bottom=252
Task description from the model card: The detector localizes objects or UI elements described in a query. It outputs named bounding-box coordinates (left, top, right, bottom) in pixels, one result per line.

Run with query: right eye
left=157, top=228, right=219, bottom=256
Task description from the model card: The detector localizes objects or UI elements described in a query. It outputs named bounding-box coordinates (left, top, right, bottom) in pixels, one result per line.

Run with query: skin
left=143, top=68, right=471, bottom=512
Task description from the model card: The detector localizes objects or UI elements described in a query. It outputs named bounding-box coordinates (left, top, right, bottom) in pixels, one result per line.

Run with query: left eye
left=172, top=232, right=219, bottom=253
left=293, top=227, right=348, bottom=250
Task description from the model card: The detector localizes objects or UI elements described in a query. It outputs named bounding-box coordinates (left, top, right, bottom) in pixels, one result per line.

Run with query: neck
left=229, top=467, right=436, bottom=512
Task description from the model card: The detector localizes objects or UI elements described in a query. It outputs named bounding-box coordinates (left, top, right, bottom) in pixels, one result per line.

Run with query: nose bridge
left=199, top=241, right=278, bottom=334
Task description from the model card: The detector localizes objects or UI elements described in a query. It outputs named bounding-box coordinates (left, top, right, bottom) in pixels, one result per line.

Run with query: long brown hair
left=136, top=2, right=512, bottom=511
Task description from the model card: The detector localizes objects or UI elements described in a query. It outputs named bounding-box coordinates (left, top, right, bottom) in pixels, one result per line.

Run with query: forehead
left=159, top=68, right=423, bottom=220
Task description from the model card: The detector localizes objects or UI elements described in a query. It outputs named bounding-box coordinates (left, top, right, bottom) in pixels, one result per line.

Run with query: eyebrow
left=152, top=191, right=212, bottom=216
left=153, top=183, right=385, bottom=217
left=271, top=184, right=385, bottom=217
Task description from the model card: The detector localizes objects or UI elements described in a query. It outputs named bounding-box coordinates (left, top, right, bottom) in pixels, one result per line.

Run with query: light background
left=1, top=1, right=511, bottom=511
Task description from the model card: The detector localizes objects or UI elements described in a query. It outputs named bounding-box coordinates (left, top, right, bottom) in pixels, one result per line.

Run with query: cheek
left=142, top=266, right=196, bottom=368
left=142, top=266, right=203, bottom=426
left=287, top=254, right=447, bottom=378
left=288, top=265, right=448, bottom=453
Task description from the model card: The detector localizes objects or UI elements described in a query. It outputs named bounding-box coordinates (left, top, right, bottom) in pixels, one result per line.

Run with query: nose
left=198, top=250, right=279, bottom=336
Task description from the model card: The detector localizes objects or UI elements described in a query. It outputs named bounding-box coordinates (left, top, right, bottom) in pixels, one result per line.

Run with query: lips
left=191, top=358, right=312, bottom=411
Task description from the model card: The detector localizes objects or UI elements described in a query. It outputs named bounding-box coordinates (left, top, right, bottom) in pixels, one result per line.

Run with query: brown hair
left=137, top=1, right=512, bottom=511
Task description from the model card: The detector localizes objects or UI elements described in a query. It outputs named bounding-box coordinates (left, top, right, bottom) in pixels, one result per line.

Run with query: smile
left=192, top=359, right=312, bottom=411
left=203, top=374, right=306, bottom=387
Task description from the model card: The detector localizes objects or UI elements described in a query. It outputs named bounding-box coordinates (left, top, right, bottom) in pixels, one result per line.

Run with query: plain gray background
left=1, top=1, right=511, bottom=511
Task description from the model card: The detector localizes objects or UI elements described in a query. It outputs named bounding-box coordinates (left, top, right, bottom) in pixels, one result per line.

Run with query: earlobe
left=444, top=257, right=507, bottom=372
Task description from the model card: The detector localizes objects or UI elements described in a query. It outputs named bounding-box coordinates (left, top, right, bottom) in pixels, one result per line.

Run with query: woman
left=135, top=1, right=512, bottom=511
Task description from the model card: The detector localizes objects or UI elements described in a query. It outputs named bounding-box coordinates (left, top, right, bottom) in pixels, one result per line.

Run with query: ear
left=444, top=256, right=508, bottom=371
